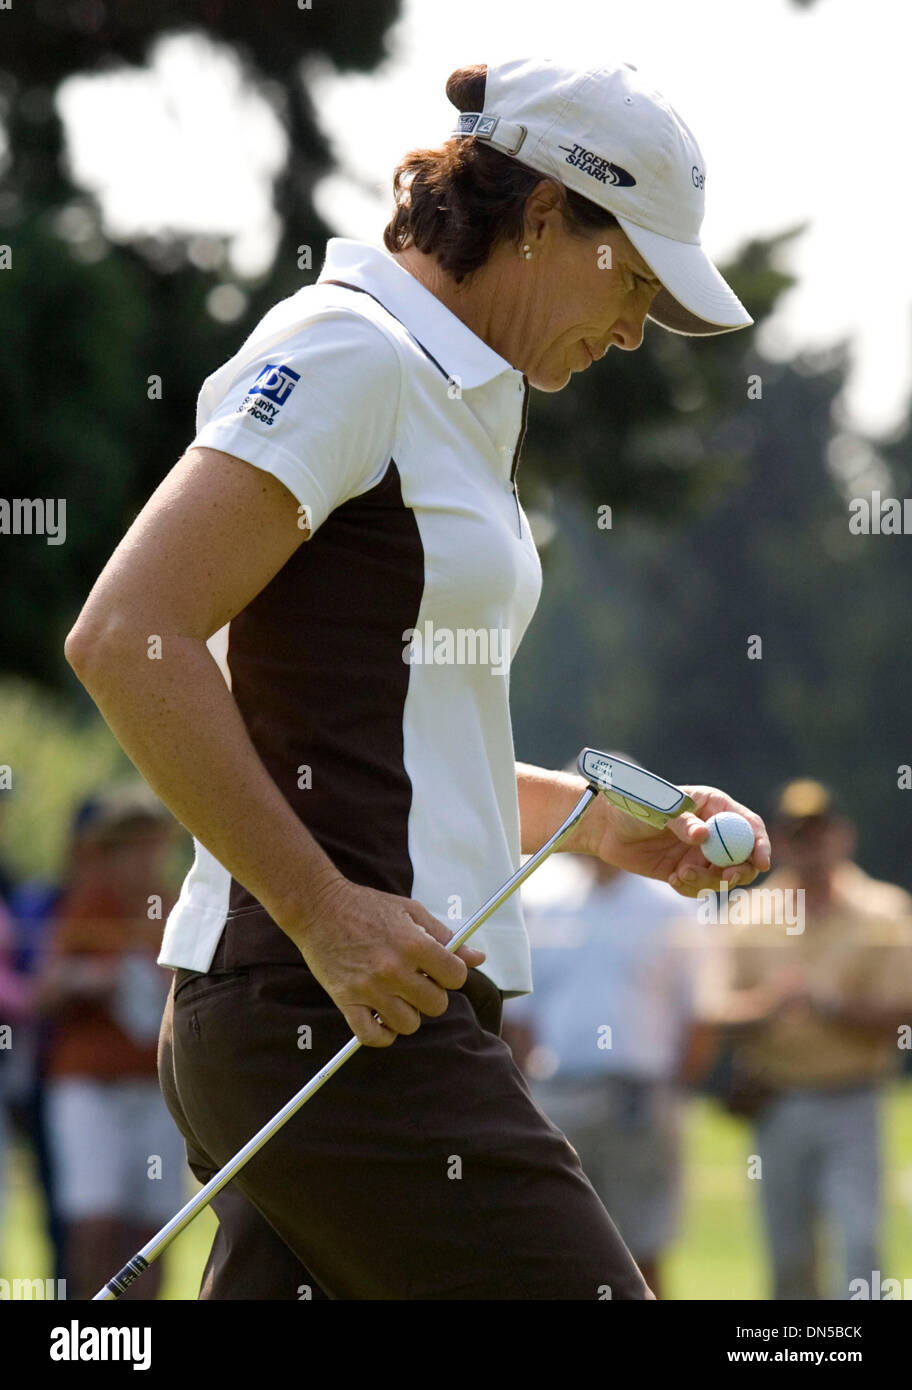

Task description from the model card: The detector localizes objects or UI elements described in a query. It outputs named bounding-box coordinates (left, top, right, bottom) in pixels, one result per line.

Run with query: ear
left=524, top=180, right=570, bottom=236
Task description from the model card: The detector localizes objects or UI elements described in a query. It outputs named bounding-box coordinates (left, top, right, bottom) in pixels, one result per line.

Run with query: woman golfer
left=67, top=58, right=769, bottom=1299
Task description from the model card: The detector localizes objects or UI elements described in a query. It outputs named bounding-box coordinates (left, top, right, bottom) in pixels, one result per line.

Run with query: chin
left=528, top=365, right=573, bottom=393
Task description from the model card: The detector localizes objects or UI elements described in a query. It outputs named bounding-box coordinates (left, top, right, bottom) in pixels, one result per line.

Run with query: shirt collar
left=317, top=238, right=521, bottom=391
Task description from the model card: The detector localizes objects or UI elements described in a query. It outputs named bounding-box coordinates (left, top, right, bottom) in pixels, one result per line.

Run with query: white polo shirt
left=158, top=238, right=543, bottom=994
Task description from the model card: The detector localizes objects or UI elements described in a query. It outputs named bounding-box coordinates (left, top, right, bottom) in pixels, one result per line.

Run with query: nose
left=609, top=308, right=648, bottom=351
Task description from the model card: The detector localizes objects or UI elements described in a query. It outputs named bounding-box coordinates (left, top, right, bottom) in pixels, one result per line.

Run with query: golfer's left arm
left=517, top=762, right=597, bottom=855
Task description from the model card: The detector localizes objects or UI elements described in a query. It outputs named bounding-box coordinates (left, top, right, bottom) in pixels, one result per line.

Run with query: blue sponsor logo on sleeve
left=237, top=362, right=301, bottom=426
left=252, top=363, right=301, bottom=404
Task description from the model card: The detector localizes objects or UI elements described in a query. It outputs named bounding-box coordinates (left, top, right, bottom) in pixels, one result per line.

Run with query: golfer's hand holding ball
left=588, top=784, right=770, bottom=899
left=291, top=878, right=486, bottom=1047
left=670, top=791, right=768, bottom=896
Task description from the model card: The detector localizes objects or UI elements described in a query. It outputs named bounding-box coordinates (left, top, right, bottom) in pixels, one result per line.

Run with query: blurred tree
left=0, top=0, right=400, bottom=685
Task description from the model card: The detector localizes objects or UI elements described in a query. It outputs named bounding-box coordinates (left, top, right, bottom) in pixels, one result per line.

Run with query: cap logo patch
left=558, top=143, right=636, bottom=187
left=454, top=113, right=499, bottom=137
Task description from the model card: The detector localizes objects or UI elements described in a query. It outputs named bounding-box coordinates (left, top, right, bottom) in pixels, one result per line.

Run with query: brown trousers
left=157, top=927, right=649, bottom=1300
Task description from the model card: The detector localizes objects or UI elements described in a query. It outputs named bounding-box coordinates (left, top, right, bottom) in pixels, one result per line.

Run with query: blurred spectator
left=715, top=779, right=912, bottom=1300
left=0, top=892, right=32, bottom=1232
left=503, top=847, right=717, bottom=1299
left=2, top=794, right=110, bottom=1286
left=35, top=784, right=187, bottom=1300
left=0, top=785, right=27, bottom=1233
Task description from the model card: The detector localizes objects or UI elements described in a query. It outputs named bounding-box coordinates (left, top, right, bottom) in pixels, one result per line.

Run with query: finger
left=402, top=903, right=470, bottom=990
left=667, top=811, right=710, bottom=846
left=406, top=902, right=486, bottom=969
left=455, top=944, right=487, bottom=968
left=718, top=864, right=760, bottom=889
left=396, top=970, right=451, bottom=1018
left=415, top=933, right=486, bottom=970
left=405, top=898, right=459, bottom=942
left=669, top=858, right=764, bottom=896
left=668, top=840, right=721, bottom=888
left=346, top=1004, right=398, bottom=1048
left=372, top=994, right=423, bottom=1036
left=749, top=824, right=772, bottom=873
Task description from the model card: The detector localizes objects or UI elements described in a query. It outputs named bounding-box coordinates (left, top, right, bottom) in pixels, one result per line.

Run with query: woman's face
left=513, top=199, right=663, bottom=391
left=391, top=183, right=665, bottom=392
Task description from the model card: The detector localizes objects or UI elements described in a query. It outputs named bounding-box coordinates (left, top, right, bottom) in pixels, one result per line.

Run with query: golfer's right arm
left=65, top=445, right=484, bottom=1046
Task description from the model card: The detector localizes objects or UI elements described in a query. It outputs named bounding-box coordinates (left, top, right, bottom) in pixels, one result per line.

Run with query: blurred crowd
left=0, top=784, right=186, bottom=1299
left=2, top=768, right=912, bottom=1302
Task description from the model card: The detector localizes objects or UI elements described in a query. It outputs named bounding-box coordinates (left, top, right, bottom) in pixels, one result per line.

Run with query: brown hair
left=383, top=64, right=620, bottom=283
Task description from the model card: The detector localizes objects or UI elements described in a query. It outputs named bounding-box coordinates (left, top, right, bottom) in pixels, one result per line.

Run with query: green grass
left=0, top=1142, right=216, bottom=1300
left=667, top=1084, right=912, bottom=1300
left=3, top=1084, right=911, bottom=1299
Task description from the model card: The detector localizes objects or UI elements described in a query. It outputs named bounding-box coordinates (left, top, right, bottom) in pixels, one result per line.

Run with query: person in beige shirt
left=717, top=779, right=912, bottom=1300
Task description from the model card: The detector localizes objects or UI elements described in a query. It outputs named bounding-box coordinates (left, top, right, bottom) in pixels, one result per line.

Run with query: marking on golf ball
left=700, top=812, right=755, bottom=866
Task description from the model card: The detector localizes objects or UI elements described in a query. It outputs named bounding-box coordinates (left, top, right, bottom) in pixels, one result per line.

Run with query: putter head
left=577, top=748, right=696, bottom=829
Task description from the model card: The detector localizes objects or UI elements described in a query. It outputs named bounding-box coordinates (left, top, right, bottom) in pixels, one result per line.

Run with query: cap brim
left=616, top=215, right=754, bottom=337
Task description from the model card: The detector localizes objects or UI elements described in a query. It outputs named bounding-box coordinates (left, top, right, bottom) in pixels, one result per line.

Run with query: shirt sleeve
left=191, top=310, right=402, bottom=537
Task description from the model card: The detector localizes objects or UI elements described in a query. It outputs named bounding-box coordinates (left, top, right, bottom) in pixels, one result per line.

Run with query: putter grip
left=100, top=1255, right=149, bottom=1298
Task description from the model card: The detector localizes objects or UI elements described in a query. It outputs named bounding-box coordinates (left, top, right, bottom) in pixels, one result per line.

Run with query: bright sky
left=57, top=0, right=911, bottom=438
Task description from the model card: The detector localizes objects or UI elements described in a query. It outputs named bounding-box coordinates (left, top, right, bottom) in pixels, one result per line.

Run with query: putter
left=576, top=748, right=695, bottom=827
left=93, top=746, right=693, bottom=1299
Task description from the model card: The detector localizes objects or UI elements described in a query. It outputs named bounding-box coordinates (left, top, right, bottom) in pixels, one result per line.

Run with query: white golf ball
left=700, top=812, right=755, bottom=867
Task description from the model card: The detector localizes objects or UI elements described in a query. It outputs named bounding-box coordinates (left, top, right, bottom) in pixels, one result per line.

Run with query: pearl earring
left=522, top=243, right=532, bottom=260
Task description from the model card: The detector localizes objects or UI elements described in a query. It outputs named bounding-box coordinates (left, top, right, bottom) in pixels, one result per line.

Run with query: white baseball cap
left=451, top=58, right=753, bottom=337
